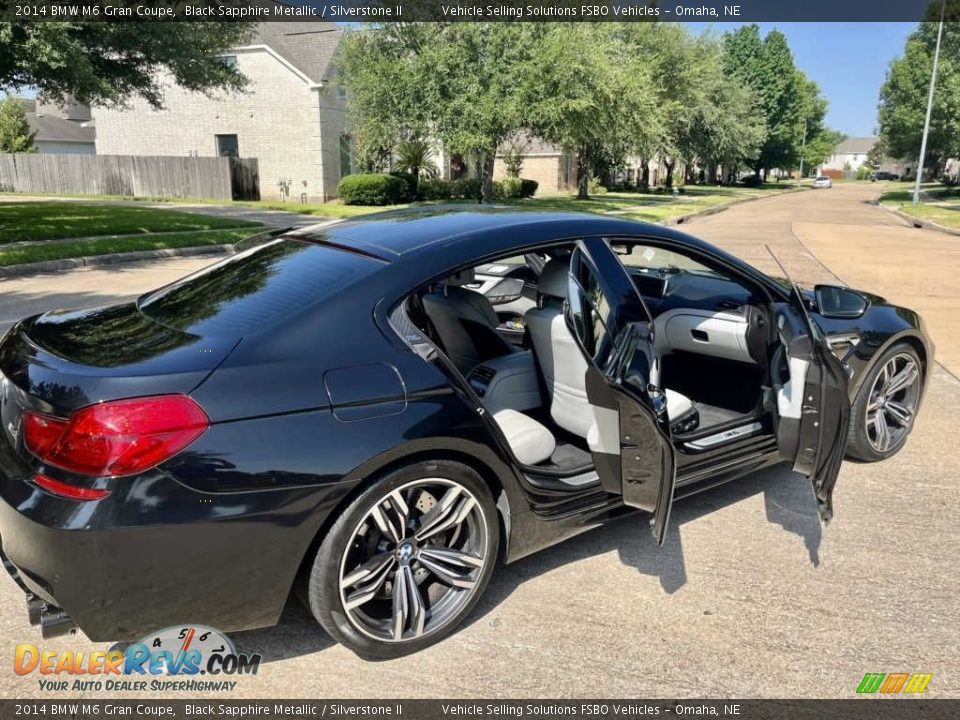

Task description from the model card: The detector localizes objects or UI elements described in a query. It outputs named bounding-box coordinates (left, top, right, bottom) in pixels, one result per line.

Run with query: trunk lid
left=0, top=302, right=238, bottom=416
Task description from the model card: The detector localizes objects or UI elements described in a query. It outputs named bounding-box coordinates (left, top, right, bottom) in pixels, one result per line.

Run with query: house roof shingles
left=27, top=114, right=95, bottom=144
left=251, top=22, right=343, bottom=84
left=833, top=137, right=877, bottom=155
left=16, top=98, right=95, bottom=145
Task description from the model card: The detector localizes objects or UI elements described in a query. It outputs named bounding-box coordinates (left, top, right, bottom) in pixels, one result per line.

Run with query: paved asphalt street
left=0, top=184, right=957, bottom=699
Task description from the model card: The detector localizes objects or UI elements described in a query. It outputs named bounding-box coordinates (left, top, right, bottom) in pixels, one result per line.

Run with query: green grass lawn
left=879, top=182, right=960, bottom=230
left=2, top=183, right=795, bottom=224
left=497, top=183, right=797, bottom=223
left=241, top=199, right=412, bottom=218
left=0, top=228, right=257, bottom=267
left=248, top=183, right=795, bottom=222
left=0, top=183, right=796, bottom=267
left=0, top=202, right=262, bottom=244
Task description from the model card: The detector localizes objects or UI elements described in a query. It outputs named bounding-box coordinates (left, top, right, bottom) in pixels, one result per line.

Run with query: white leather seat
left=526, top=258, right=696, bottom=440
left=491, top=409, right=556, bottom=466
left=666, top=389, right=694, bottom=419
left=525, top=259, right=595, bottom=438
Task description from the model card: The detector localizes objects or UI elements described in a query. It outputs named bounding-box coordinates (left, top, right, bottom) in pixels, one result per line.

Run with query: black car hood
left=0, top=302, right=238, bottom=412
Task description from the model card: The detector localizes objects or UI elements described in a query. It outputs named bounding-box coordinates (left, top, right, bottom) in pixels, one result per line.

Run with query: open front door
left=772, top=301, right=851, bottom=523
left=766, top=248, right=851, bottom=523
left=566, top=238, right=677, bottom=545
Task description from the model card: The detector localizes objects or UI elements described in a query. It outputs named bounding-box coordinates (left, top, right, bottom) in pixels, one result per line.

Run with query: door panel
left=773, top=303, right=851, bottom=522
left=567, top=238, right=677, bottom=544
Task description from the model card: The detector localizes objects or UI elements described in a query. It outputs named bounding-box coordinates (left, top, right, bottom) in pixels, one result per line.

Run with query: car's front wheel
left=846, top=343, right=923, bottom=461
left=307, top=460, right=499, bottom=659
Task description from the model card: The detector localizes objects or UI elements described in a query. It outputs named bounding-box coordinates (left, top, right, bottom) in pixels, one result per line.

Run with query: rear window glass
left=138, top=239, right=380, bottom=336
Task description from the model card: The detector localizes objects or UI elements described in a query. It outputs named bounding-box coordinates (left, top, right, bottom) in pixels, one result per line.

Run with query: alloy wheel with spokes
left=308, top=462, right=497, bottom=657
left=864, top=352, right=921, bottom=454
left=847, top=344, right=924, bottom=461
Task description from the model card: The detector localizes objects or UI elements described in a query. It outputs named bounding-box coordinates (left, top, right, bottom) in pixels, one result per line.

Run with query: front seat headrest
left=537, top=258, right=570, bottom=299
left=442, top=268, right=476, bottom=286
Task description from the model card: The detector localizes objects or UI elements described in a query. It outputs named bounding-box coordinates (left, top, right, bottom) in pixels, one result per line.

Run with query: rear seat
left=491, top=409, right=556, bottom=466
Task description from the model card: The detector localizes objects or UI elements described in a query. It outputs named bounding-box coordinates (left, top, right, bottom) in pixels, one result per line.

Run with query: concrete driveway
left=0, top=185, right=957, bottom=699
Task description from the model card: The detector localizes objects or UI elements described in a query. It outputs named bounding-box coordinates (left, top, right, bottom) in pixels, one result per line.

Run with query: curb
left=884, top=205, right=960, bottom=238
left=0, top=244, right=234, bottom=279
left=664, top=186, right=808, bottom=226
left=1, top=226, right=259, bottom=250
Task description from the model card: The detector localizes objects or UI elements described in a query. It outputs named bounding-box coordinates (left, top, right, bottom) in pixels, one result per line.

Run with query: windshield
left=616, top=243, right=725, bottom=278
left=139, top=238, right=382, bottom=337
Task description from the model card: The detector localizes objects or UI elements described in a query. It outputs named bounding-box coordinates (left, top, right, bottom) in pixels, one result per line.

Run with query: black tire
left=846, top=343, right=923, bottom=462
left=307, top=460, right=499, bottom=660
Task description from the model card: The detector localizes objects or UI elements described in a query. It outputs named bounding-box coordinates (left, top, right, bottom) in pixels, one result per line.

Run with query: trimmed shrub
left=419, top=178, right=452, bottom=200
left=338, top=174, right=408, bottom=206
left=450, top=177, right=482, bottom=200
left=588, top=177, right=608, bottom=195
left=496, top=177, right=523, bottom=199
left=389, top=171, right=417, bottom=201
left=519, top=178, right=538, bottom=198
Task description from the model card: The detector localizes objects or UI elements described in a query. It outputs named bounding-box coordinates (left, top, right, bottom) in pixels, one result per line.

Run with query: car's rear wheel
left=307, top=460, right=498, bottom=659
left=846, top=343, right=923, bottom=462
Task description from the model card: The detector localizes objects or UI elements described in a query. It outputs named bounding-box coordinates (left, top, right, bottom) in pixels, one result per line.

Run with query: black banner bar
left=0, top=700, right=958, bottom=720
left=2, top=0, right=958, bottom=23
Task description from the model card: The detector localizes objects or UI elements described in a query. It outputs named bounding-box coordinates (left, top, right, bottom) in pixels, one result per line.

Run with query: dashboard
left=627, top=267, right=762, bottom=365
left=627, top=266, right=754, bottom=316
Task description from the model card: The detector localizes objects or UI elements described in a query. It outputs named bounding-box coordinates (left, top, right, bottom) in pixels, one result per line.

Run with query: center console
left=466, top=351, right=542, bottom=415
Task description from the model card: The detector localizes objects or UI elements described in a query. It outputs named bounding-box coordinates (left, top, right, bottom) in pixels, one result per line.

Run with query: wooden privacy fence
left=0, top=154, right=260, bottom=201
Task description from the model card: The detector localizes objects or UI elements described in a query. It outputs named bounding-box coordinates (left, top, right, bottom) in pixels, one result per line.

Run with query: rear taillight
left=23, top=395, right=209, bottom=478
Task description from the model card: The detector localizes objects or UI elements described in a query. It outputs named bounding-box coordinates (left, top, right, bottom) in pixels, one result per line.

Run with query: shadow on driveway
left=235, top=463, right=821, bottom=664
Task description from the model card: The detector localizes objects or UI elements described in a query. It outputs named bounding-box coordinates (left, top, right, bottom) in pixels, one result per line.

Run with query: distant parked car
left=871, top=171, right=900, bottom=182
left=813, top=176, right=833, bottom=189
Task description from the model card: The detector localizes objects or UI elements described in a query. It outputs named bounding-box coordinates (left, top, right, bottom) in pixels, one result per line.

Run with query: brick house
left=491, top=136, right=577, bottom=194
left=23, top=98, right=95, bottom=155
left=93, top=22, right=348, bottom=201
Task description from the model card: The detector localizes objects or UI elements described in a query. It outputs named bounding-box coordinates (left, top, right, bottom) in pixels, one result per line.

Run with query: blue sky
left=687, top=22, right=916, bottom=137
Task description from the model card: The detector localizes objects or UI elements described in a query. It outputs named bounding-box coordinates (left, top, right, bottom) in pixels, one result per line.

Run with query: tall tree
left=337, top=23, right=436, bottom=168
left=339, top=23, right=536, bottom=202
left=421, top=23, right=538, bottom=201
left=722, top=25, right=815, bottom=179
left=678, top=54, right=766, bottom=183
left=0, top=96, right=36, bottom=153
left=878, top=9, right=960, bottom=173
left=528, top=23, right=659, bottom=199
left=0, top=22, right=255, bottom=107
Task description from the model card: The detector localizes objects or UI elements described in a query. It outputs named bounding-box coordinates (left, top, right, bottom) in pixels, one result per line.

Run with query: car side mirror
left=814, top=285, right=869, bottom=319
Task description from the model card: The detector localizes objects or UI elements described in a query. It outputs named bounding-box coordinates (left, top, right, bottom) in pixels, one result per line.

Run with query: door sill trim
left=683, top=421, right=764, bottom=450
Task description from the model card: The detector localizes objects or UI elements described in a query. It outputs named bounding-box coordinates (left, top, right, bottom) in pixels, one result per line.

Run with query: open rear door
left=566, top=238, right=677, bottom=545
left=768, top=250, right=851, bottom=522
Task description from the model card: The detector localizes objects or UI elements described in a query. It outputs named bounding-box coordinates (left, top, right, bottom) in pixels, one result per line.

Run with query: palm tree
left=394, top=136, right=439, bottom=196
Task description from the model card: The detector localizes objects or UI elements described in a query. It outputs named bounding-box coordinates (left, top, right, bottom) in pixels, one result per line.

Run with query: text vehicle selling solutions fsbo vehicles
left=0, top=209, right=932, bottom=658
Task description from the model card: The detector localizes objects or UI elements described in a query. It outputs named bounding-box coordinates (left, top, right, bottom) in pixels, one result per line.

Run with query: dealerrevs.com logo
left=856, top=672, right=933, bottom=695
left=15, top=625, right=261, bottom=692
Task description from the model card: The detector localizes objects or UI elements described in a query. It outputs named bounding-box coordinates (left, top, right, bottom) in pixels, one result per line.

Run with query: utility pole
left=913, top=0, right=947, bottom=205
left=797, top=119, right=808, bottom=189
